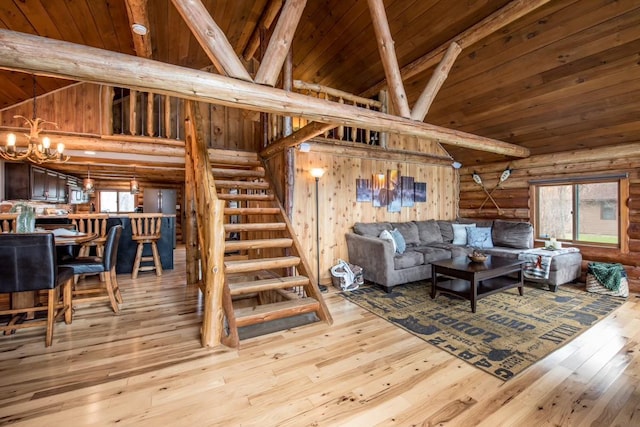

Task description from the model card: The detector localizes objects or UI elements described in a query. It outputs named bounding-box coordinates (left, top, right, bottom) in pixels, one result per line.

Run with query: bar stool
left=0, top=213, right=18, bottom=233
left=68, top=214, right=109, bottom=257
left=128, top=213, right=163, bottom=279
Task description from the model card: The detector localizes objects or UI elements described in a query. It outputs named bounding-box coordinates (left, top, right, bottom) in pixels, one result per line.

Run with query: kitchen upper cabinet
left=4, top=163, right=70, bottom=202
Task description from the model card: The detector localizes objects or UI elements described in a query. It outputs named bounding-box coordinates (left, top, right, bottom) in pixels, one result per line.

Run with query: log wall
left=459, top=142, right=640, bottom=293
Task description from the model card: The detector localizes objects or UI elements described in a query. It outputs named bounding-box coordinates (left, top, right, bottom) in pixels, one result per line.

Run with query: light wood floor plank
left=1, top=245, right=640, bottom=426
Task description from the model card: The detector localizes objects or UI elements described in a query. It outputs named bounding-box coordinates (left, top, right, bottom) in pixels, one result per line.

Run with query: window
left=99, top=191, right=135, bottom=213
left=536, top=180, right=621, bottom=246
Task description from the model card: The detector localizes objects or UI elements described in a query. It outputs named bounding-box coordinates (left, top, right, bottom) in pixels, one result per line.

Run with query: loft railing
left=265, top=80, right=387, bottom=147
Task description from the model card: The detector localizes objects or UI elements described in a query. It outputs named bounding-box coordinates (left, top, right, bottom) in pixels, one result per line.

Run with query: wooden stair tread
left=216, top=180, right=269, bottom=189
left=225, top=238, right=292, bottom=252
left=212, top=168, right=265, bottom=179
left=225, top=256, right=300, bottom=274
left=218, top=193, right=274, bottom=201
left=225, top=222, right=286, bottom=232
left=229, top=276, right=310, bottom=295
left=234, top=298, right=320, bottom=328
left=224, top=207, right=281, bottom=215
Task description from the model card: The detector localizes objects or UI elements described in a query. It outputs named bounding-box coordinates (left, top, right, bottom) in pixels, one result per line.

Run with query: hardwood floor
left=1, top=246, right=639, bottom=426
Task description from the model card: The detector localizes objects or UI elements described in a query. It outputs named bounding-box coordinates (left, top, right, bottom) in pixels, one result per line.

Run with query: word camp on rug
left=341, top=282, right=623, bottom=380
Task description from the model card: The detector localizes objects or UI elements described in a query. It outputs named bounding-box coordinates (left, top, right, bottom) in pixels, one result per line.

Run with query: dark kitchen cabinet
left=4, top=163, right=71, bottom=202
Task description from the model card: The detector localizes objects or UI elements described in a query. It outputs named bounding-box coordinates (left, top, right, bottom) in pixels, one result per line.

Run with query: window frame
left=532, top=175, right=629, bottom=250
left=98, top=190, right=137, bottom=214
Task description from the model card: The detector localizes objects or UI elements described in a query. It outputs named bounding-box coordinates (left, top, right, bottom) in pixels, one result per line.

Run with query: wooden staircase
left=212, top=155, right=332, bottom=338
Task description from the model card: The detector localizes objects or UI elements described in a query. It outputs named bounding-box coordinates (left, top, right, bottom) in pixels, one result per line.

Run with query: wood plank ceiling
left=0, top=0, right=638, bottom=180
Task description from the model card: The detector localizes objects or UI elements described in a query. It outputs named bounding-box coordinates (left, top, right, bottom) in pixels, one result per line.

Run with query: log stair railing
left=214, top=157, right=332, bottom=333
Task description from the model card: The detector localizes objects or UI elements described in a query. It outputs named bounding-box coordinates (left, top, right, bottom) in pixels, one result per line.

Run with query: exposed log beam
left=411, top=42, right=462, bottom=121
left=362, top=0, right=554, bottom=98
left=366, top=0, right=410, bottom=118
left=124, top=0, right=153, bottom=58
left=243, top=0, right=283, bottom=61
left=260, top=122, right=335, bottom=158
left=0, top=30, right=529, bottom=158
left=255, top=0, right=306, bottom=86
left=170, top=0, right=253, bottom=82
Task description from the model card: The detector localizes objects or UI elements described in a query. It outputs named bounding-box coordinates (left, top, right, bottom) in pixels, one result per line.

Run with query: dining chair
left=59, top=225, right=123, bottom=314
left=128, top=213, right=163, bottom=279
left=67, top=213, right=109, bottom=257
left=0, top=213, right=18, bottom=233
left=0, top=233, right=73, bottom=347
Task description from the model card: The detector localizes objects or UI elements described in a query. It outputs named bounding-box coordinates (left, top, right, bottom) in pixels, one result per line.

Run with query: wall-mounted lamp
left=131, top=23, right=148, bottom=35
left=310, top=167, right=326, bottom=292
left=452, top=161, right=462, bottom=169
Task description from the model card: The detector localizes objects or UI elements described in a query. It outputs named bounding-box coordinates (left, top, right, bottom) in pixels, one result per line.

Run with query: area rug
left=340, top=282, right=624, bottom=380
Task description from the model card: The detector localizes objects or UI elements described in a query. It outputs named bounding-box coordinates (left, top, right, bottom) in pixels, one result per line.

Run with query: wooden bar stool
left=68, top=214, right=109, bottom=257
left=0, top=213, right=18, bottom=233
left=129, top=213, right=163, bottom=279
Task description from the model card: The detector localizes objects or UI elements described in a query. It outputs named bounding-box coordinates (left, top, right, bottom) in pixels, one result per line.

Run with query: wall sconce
left=298, top=142, right=311, bottom=152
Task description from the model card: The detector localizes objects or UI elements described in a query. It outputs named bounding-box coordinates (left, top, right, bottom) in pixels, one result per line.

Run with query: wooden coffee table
left=430, top=255, right=525, bottom=313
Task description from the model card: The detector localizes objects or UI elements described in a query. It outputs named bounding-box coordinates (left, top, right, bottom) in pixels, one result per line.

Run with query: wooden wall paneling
left=292, top=145, right=456, bottom=284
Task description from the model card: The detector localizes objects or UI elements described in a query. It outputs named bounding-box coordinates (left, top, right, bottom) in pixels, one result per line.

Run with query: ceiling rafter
left=170, top=0, right=253, bottom=81
left=366, top=0, right=410, bottom=118
left=361, top=0, right=554, bottom=98
left=243, top=0, right=284, bottom=61
left=124, top=0, right=153, bottom=58
left=254, top=0, right=307, bottom=86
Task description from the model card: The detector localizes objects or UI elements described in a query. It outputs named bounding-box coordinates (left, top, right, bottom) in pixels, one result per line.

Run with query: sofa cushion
left=428, top=242, right=474, bottom=258
left=412, top=246, right=451, bottom=263
left=467, top=226, right=494, bottom=249
left=492, top=220, right=534, bottom=249
left=414, top=220, right=443, bottom=244
left=437, top=220, right=454, bottom=243
left=452, top=223, right=475, bottom=245
left=391, top=228, right=406, bottom=254
left=354, top=222, right=392, bottom=238
left=393, top=251, right=424, bottom=269
left=391, top=222, right=420, bottom=246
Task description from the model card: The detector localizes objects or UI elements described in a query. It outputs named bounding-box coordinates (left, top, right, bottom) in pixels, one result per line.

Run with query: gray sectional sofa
left=345, top=219, right=582, bottom=293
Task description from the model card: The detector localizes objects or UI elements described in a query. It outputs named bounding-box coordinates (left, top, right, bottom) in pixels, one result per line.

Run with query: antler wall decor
left=472, top=167, right=513, bottom=213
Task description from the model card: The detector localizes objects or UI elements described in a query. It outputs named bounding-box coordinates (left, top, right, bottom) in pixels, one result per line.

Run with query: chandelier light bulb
left=57, top=142, right=65, bottom=153
left=42, top=136, right=51, bottom=149
left=7, top=133, right=16, bottom=147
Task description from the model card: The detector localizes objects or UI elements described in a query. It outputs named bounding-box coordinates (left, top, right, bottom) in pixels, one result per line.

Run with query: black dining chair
left=60, top=225, right=123, bottom=314
left=0, top=233, right=74, bottom=347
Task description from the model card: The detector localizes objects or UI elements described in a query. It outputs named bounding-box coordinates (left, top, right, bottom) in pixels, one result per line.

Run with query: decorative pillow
left=466, top=227, right=494, bottom=249
left=452, top=223, right=475, bottom=245
left=379, top=229, right=396, bottom=252
left=391, top=228, right=406, bottom=254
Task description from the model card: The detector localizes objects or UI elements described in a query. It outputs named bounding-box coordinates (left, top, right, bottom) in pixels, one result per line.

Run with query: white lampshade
left=310, top=168, right=325, bottom=179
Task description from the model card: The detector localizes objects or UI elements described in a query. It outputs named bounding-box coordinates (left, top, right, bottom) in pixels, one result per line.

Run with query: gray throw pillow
left=492, top=219, right=533, bottom=249
left=414, top=220, right=443, bottom=244
left=391, top=222, right=420, bottom=246
left=353, top=222, right=392, bottom=237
